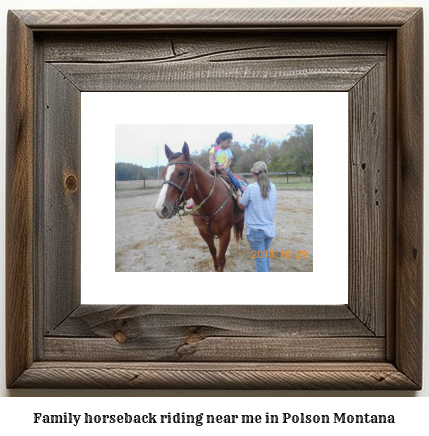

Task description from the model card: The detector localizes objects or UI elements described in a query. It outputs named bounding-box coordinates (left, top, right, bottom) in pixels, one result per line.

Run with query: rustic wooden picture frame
left=6, top=8, right=423, bottom=389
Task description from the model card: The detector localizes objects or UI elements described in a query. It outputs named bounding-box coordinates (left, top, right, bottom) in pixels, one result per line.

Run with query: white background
left=82, top=92, right=348, bottom=305
left=0, top=0, right=427, bottom=414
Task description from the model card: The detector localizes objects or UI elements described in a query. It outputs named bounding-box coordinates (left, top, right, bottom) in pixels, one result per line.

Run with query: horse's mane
left=167, top=152, right=213, bottom=179
left=168, top=152, right=185, bottom=161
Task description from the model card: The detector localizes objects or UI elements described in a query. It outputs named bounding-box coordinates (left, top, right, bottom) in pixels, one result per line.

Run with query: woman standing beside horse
left=237, top=161, right=277, bottom=272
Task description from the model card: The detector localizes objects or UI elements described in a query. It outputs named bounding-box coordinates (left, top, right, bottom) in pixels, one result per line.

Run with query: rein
left=183, top=168, right=216, bottom=217
left=189, top=169, right=234, bottom=239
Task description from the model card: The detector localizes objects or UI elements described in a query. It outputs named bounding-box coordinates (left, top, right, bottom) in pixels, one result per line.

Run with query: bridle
left=162, top=156, right=233, bottom=238
left=162, top=157, right=198, bottom=217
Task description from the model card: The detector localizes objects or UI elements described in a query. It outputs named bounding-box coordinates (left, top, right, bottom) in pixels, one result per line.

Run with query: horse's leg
left=217, top=230, right=231, bottom=272
left=239, top=218, right=244, bottom=249
left=198, top=229, right=219, bottom=272
left=226, top=240, right=231, bottom=256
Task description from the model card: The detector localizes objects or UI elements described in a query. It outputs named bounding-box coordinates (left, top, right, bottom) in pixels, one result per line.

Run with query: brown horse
left=155, top=142, right=244, bottom=272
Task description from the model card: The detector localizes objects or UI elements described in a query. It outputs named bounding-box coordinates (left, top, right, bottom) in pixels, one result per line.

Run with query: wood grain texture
left=52, top=56, right=384, bottom=92
left=348, top=61, right=386, bottom=336
left=6, top=11, right=35, bottom=388
left=44, top=305, right=380, bottom=362
left=33, top=38, right=46, bottom=361
left=11, top=362, right=419, bottom=390
left=42, top=33, right=388, bottom=63
left=395, top=10, right=423, bottom=388
left=385, top=34, right=397, bottom=363
left=47, top=305, right=375, bottom=338
left=44, top=337, right=385, bottom=362
left=44, top=64, right=81, bottom=332
left=14, top=8, right=420, bottom=29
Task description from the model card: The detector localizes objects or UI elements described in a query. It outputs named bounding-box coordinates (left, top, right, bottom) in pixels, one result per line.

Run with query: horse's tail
left=233, top=221, right=240, bottom=243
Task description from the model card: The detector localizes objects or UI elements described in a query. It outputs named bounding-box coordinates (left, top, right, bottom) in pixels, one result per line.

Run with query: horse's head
left=155, top=142, right=193, bottom=219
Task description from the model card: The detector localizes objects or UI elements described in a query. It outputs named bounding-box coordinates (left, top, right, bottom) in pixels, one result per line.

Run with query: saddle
left=209, top=168, right=244, bottom=214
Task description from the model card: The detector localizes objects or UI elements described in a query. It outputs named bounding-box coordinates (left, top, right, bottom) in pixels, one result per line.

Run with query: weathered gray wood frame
left=6, top=8, right=423, bottom=389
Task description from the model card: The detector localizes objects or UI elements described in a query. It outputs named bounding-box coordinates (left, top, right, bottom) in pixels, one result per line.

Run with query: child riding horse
left=155, top=142, right=244, bottom=272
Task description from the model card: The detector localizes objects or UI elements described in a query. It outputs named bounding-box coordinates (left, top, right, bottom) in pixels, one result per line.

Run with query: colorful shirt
left=240, top=181, right=277, bottom=237
left=210, top=146, right=233, bottom=170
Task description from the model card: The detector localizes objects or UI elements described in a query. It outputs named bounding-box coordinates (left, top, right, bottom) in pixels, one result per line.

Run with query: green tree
left=115, top=162, right=153, bottom=180
left=249, top=134, right=269, bottom=153
left=235, top=150, right=257, bottom=172
left=229, top=141, right=246, bottom=172
left=273, top=125, right=313, bottom=174
left=192, top=146, right=211, bottom=170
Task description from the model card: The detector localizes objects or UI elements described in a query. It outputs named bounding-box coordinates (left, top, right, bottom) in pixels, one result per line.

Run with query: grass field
left=115, top=179, right=163, bottom=198
left=268, top=176, right=313, bottom=191
left=115, top=175, right=312, bottom=198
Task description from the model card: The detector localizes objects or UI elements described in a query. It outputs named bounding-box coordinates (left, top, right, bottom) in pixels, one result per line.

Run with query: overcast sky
left=115, top=124, right=296, bottom=168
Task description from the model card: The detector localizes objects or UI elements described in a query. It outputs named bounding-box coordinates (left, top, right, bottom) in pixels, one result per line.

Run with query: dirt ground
left=115, top=185, right=313, bottom=273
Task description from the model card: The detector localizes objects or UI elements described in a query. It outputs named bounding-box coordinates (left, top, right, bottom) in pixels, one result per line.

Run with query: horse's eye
left=178, top=170, right=186, bottom=177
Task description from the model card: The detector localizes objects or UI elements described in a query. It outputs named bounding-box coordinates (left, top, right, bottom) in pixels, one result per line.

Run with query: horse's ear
left=165, top=144, right=173, bottom=161
left=182, top=142, right=190, bottom=161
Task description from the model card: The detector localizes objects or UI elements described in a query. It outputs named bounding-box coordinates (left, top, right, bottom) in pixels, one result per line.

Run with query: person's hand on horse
left=209, top=164, right=216, bottom=172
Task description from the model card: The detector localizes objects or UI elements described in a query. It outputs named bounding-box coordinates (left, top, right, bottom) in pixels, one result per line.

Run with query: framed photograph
left=83, top=92, right=347, bottom=305
left=6, top=7, right=423, bottom=389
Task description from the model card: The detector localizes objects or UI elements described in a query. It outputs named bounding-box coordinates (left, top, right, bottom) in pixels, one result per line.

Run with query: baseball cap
left=250, top=161, right=268, bottom=174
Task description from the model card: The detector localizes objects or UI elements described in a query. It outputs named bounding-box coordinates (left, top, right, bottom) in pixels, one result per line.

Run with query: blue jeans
left=226, top=171, right=243, bottom=193
left=247, top=229, right=274, bottom=272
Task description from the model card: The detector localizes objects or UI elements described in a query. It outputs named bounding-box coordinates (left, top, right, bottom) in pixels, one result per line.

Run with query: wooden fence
left=236, top=171, right=299, bottom=183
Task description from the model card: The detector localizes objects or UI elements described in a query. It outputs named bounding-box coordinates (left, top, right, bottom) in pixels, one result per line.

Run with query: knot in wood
left=186, top=333, right=203, bottom=344
left=65, top=174, right=78, bottom=193
left=114, top=331, right=128, bottom=343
